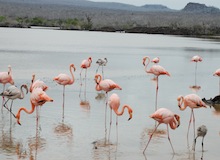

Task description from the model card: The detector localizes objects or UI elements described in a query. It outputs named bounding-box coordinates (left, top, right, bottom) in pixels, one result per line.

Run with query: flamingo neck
left=169, top=118, right=177, bottom=130
left=113, top=105, right=131, bottom=116
left=144, top=56, right=150, bottom=72
left=30, top=75, right=35, bottom=92
left=16, top=102, right=35, bottom=124
left=69, top=65, right=75, bottom=84
left=20, top=85, right=25, bottom=99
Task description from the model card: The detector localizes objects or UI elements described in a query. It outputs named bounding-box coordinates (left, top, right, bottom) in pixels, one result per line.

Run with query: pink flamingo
left=143, top=108, right=180, bottom=154
left=15, top=88, right=53, bottom=125
left=94, top=74, right=122, bottom=143
left=151, top=57, right=160, bottom=64
left=80, top=57, right=92, bottom=85
left=191, top=55, right=202, bottom=86
left=143, top=56, right=170, bottom=110
left=177, top=94, right=206, bottom=142
left=30, top=74, right=48, bottom=93
left=53, top=64, right=76, bottom=121
left=0, top=65, right=14, bottom=109
left=213, top=68, right=220, bottom=94
left=108, top=93, right=133, bottom=142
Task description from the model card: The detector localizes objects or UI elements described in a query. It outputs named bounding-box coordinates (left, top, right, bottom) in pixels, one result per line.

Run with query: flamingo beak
left=128, top=112, right=133, bottom=121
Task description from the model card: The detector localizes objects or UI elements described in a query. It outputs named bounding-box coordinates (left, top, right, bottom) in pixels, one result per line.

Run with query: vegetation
left=0, top=2, right=220, bottom=36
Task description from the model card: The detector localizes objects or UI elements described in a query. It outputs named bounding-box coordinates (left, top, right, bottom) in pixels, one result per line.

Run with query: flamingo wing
left=54, top=74, right=71, bottom=85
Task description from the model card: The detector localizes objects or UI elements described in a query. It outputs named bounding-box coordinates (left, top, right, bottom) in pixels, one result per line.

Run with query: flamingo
left=177, top=94, right=207, bottom=141
left=80, top=57, right=92, bottom=85
left=213, top=68, right=220, bottom=94
left=0, top=84, right=28, bottom=116
left=15, top=88, right=53, bottom=125
left=30, top=74, right=48, bottom=93
left=94, top=73, right=122, bottom=143
left=0, top=65, right=14, bottom=109
left=53, top=64, right=76, bottom=121
left=191, top=55, right=202, bottom=86
left=143, top=56, right=170, bottom=110
left=108, top=93, right=133, bottom=142
left=143, top=108, right=180, bottom=154
left=192, top=125, right=207, bottom=152
left=96, top=58, right=108, bottom=78
left=151, top=57, right=160, bottom=64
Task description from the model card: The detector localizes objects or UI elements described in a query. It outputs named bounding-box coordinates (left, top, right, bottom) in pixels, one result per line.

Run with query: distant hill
left=0, top=0, right=174, bottom=12
left=182, top=2, right=220, bottom=13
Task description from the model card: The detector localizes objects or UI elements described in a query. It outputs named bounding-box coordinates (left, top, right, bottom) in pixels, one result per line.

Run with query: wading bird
left=15, top=88, right=53, bottom=125
left=53, top=64, right=76, bottom=120
left=80, top=57, right=92, bottom=85
left=213, top=68, right=220, bottom=94
left=0, top=84, right=28, bottom=116
left=151, top=57, right=160, bottom=64
left=96, top=58, right=108, bottom=78
left=192, top=125, right=207, bottom=152
left=95, top=74, right=122, bottom=143
left=0, top=65, right=14, bottom=109
left=30, top=74, right=48, bottom=93
left=191, top=55, right=202, bottom=86
left=143, top=108, right=180, bottom=154
left=108, top=93, right=133, bottom=141
left=143, top=56, right=170, bottom=110
left=177, top=94, right=206, bottom=140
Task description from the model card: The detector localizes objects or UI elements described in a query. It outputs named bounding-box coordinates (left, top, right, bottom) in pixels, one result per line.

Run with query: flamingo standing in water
left=143, top=56, right=170, bottom=110
left=213, top=68, right=220, bottom=94
left=15, top=87, right=53, bottom=125
left=94, top=74, right=122, bottom=143
left=143, top=108, right=180, bottom=154
left=30, top=74, right=48, bottom=93
left=96, top=58, right=108, bottom=78
left=0, top=84, right=28, bottom=116
left=53, top=64, right=76, bottom=121
left=108, top=93, right=133, bottom=142
left=80, top=57, right=92, bottom=85
left=191, top=55, right=202, bottom=86
left=192, top=125, right=207, bottom=152
left=0, top=65, right=14, bottom=109
left=177, top=94, right=206, bottom=142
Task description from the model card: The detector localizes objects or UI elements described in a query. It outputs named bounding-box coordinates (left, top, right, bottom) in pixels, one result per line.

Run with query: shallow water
left=0, top=27, right=220, bottom=160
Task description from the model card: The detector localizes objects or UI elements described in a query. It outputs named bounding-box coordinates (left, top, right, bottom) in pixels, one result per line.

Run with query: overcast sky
left=91, top=0, right=220, bottom=10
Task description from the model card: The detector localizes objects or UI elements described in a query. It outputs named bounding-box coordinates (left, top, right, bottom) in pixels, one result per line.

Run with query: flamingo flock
left=1, top=54, right=215, bottom=156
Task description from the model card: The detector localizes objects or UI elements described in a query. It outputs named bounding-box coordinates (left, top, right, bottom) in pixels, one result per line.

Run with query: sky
left=91, top=0, right=220, bottom=10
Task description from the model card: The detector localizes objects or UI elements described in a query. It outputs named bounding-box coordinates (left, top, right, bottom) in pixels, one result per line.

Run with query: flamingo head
left=128, top=108, right=133, bottom=121
left=94, top=74, right=101, bottom=84
left=177, top=95, right=183, bottom=109
left=22, top=84, right=29, bottom=94
left=15, top=114, right=21, bottom=125
left=70, top=64, right=76, bottom=71
left=88, top=57, right=92, bottom=63
left=174, top=114, right=180, bottom=128
left=142, top=57, right=147, bottom=66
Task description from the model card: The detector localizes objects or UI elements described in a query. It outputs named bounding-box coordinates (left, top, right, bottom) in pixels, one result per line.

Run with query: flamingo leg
left=187, top=109, right=193, bottom=147
left=202, top=137, right=205, bottom=152
left=192, top=136, right=198, bottom=151
left=102, top=66, right=104, bottom=79
left=1, top=84, right=5, bottom=110
left=80, top=69, right=83, bottom=86
left=192, top=109, right=196, bottom=139
left=62, top=85, right=65, bottom=123
left=116, top=115, right=118, bottom=144
left=195, top=62, right=197, bottom=86
left=167, top=124, right=175, bottom=153
left=108, top=108, right=112, bottom=142
left=143, top=123, right=160, bottom=154
left=155, top=76, right=159, bottom=111
left=104, top=92, right=108, bottom=144
left=3, top=99, right=15, bottom=118
left=96, top=65, right=100, bottom=73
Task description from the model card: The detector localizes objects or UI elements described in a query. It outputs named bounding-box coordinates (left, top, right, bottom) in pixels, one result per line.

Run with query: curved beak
left=128, top=112, right=133, bottom=121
